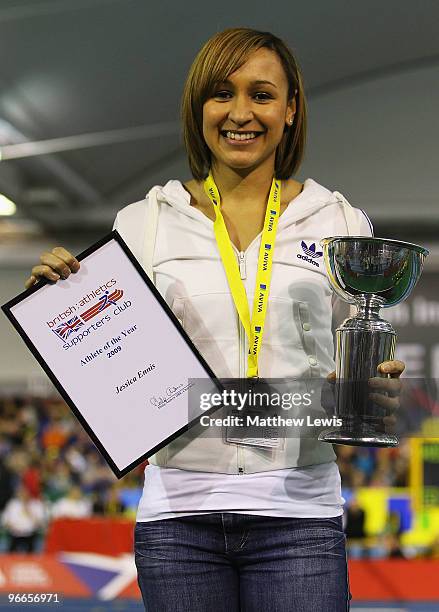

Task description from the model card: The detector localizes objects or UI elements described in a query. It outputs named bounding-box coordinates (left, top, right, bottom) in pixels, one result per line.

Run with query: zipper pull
left=238, top=251, right=246, bottom=279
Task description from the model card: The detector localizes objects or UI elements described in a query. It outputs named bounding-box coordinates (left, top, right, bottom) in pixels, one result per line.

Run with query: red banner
left=44, top=517, right=134, bottom=554
left=349, top=559, right=439, bottom=601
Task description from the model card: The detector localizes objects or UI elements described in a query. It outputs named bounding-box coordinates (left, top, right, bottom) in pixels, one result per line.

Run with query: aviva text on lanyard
left=203, top=171, right=281, bottom=379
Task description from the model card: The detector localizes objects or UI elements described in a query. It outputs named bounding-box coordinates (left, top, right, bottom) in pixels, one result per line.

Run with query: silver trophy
left=318, top=237, right=429, bottom=447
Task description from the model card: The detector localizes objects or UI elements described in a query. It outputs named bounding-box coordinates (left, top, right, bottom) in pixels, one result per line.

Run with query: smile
left=220, top=130, right=264, bottom=144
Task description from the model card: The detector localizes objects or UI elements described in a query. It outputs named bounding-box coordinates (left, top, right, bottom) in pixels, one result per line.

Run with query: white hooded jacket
left=113, top=178, right=373, bottom=474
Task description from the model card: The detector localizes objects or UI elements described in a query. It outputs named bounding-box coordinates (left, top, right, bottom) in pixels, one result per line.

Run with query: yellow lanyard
left=203, top=170, right=281, bottom=378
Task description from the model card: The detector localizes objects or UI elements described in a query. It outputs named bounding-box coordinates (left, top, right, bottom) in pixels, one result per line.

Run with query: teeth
left=225, top=131, right=258, bottom=140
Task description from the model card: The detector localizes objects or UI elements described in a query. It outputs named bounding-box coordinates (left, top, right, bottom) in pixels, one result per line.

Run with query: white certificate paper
left=2, top=231, right=222, bottom=478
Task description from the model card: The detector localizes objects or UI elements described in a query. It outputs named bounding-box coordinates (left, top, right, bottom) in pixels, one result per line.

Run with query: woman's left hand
left=324, top=360, right=405, bottom=427
left=368, top=359, right=405, bottom=428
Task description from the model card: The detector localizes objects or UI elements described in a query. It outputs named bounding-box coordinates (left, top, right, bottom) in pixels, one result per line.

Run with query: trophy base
left=318, top=428, right=399, bottom=447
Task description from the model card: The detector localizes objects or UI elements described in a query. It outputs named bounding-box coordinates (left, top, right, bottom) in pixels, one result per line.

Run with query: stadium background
left=0, top=1, right=438, bottom=610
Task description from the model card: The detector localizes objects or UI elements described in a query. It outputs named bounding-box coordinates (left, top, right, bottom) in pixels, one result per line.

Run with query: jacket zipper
left=238, top=250, right=247, bottom=279
left=237, top=250, right=246, bottom=474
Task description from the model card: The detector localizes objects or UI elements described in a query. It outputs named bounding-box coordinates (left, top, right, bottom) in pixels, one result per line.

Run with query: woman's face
left=202, top=47, right=295, bottom=175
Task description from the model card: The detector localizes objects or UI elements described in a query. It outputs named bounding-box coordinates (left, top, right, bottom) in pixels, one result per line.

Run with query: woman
left=25, top=28, right=404, bottom=611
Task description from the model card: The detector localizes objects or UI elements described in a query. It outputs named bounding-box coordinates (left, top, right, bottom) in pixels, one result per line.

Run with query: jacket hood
left=157, top=178, right=341, bottom=230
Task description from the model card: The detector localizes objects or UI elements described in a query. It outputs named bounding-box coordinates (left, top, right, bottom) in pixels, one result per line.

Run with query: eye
left=254, top=92, right=272, bottom=101
left=213, top=90, right=232, bottom=99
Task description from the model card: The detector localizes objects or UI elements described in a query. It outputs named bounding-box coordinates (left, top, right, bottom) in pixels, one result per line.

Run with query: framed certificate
left=2, top=231, right=224, bottom=478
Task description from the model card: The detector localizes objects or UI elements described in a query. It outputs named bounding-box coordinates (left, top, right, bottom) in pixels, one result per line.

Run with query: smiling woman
left=203, top=52, right=295, bottom=167
left=24, top=26, right=405, bottom=612
left=181, top=29, right=306, bottom=182
left=179, top=31, right=306, bottom=253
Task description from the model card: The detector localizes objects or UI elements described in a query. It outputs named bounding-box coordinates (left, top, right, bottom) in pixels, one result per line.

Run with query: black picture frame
left=1, top=230, right=225, bottom=479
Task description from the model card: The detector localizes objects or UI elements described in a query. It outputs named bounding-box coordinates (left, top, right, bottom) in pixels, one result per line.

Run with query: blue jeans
left=134, top=513, right=351, bottom=611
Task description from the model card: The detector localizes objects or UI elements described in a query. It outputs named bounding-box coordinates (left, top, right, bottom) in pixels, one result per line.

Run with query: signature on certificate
left=149, top=382, right=195, bottom=409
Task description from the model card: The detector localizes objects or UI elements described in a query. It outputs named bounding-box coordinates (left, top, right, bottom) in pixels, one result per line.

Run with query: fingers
left=383, top=414, right=397, bottom=428
left=40, top=248, right=80, bottom=278
left=369, top=377, right=402, bottom=397
left=325, top=366, right=403, bottom=432
left=25, top=247, right=80, bottom=288
left=24, top=274, right=38, bottom=289
left=26, top=264, right=60, bottom=286
left=321, top=373, right=336, bottom=413
left=369, top=373, right=402, bottom=413
left=51, top=247, right=80, bottom=273
left=324, top=365, right=405, bottom=419
left=369, top=392, right=400, bottom=412
left=377, top=360, right=405, bottom=378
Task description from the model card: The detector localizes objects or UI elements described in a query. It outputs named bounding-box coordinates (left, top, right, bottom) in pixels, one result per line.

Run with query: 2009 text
left=107, top=345, right=122, bottom=358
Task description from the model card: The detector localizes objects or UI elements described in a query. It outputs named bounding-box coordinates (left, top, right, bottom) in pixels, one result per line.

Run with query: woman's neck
left=210, top=159, right=276, bottom=211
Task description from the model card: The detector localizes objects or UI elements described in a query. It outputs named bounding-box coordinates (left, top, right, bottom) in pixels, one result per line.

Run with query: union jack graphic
left=52, top=316, right=84, bottom=341
left=50, top=288, right=124, bottom=343
left=301, top=241, right=323, bottom=258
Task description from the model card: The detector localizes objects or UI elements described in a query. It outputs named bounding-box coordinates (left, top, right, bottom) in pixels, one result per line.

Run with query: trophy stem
left=353, top=295, right=385, bottom=320
left=320, top=296, right=397, bottom=448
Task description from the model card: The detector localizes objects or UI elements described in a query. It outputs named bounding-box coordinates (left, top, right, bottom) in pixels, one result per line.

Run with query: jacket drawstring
left=333, top=190, right=361, bottom=236
left=142, top=186, right=161, bottom=284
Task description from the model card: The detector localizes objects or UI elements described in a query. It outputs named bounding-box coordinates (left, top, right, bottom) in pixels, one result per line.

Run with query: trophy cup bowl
left=318, top=236, right=429, bottom=447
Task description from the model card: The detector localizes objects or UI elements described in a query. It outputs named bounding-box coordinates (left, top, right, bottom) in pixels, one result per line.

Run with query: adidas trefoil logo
left=301, top=241, right=323, bottom=258
left=297, top=241, right=323, bottom=267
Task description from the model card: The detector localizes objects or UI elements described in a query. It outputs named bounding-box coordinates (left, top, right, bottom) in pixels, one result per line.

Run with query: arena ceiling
left=0, top=0, right=438, bottom=263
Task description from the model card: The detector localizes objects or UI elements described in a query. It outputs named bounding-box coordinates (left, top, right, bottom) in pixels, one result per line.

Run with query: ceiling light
left=0, top=194, right=16, bottom=216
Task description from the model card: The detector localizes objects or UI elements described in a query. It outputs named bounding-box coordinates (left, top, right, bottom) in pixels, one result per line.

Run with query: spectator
left=51, top=485, right=92, bottom=519
left=41, top=418, right=69, bottom=452
left=92, top=484, right=126, bottom=516
left=1, top=485, right=47, bottom=552
left=81, top=451, right=114, bottom=494
left=345, top=497, right=368, bottom=559
left=345, top=498, right=366, bottom=539
left=385, top=533, right=406, bottom=559
left=43, top=458, right=74, bottom=502
left=425, top=534, right=439, bottom=559
left=0, top=458, right=14, bottom=511
left=22, top=458, right=42, bottom=499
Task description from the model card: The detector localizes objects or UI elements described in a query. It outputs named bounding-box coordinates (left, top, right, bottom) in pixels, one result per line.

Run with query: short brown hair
left=181, top=27, right=307, bottom=181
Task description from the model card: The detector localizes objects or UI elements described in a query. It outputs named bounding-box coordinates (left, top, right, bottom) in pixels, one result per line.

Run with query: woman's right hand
left=24, top=247, right=80, bottom=289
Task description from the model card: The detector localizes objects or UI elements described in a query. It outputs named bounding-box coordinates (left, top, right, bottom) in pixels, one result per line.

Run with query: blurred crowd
left=0, top=395, right=144, bottom=553
left=0, top=394, right=437, bottom=558
left=335, top=443, right=410, bottom=488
